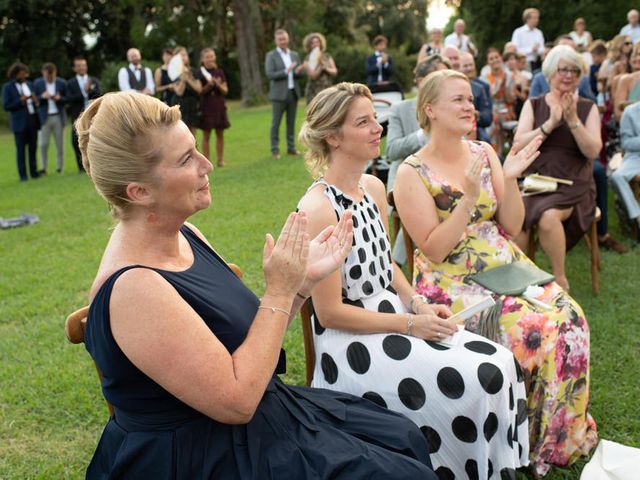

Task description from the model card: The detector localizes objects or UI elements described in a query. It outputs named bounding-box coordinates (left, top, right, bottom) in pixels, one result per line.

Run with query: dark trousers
left=14, top=114, right=39, bottom=181
left=593, top=160, right=608, bottom=236
left=270, top=89, right=298, bottom=153
left=71, top=123, right=85, bottom=171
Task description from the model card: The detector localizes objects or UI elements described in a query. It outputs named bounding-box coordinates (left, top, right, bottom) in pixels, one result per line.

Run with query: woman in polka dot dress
left=298, top=82, right=529, bottom=480
left=394, top=70, right=597, bottom=477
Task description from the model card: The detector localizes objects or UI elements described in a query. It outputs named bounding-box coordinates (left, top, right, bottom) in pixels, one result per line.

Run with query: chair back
left=300, top=299, right=316, bottom=386
left=387, top=190, right=415, bottom=279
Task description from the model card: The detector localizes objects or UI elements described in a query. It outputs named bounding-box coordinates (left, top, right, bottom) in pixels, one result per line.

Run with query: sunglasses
left=557, top=67, right=581, bottom=76
left=624, top=41, right=633, bottom=46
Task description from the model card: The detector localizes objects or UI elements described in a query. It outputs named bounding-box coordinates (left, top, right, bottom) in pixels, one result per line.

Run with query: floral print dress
left=405, top=141, right=598, bottom=477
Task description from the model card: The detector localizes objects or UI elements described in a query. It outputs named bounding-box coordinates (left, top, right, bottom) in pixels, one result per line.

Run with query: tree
left=232, top=0, right=265, bottom=106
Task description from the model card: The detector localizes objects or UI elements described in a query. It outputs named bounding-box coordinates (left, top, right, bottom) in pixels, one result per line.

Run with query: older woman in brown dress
left=514, top=45, right=602, bottom=291
left=199, top=48, right=230, bottom=167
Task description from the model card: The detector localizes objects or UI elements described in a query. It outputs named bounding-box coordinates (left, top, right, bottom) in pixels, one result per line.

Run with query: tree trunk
left=232, top=0, right=264, bottom=106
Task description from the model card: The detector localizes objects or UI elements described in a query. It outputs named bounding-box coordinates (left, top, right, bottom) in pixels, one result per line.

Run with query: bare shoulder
left=298, top=183, right=338, bottom=235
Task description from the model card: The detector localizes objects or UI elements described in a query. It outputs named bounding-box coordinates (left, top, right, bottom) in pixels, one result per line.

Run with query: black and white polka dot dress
left=307, top=179, right=529, bottom=479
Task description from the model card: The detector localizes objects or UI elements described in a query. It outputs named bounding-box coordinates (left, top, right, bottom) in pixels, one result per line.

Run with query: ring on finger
left=437, top=332, right=441, bottom=338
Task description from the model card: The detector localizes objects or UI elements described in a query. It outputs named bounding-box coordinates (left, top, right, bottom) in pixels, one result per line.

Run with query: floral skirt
left=414, top=240, right=597, bottom=477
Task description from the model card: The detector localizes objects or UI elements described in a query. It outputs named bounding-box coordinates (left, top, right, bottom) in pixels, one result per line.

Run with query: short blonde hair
left=303, top=32, right=327, bottom=53
left=75, top=92, right=182, bottom=219
left=416, top=70, right=469, bottom=132
left=299, top=82, right=372, bottom=178
left=522, top=7, right=539, bottom=23
left=542, top=45, right=586, bottom=81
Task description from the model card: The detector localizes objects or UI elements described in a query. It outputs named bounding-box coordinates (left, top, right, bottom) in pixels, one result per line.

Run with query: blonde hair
left=522, top=7, right=539, bottom=23
left=608, top=35, right=631, bottom=61
left=299, top=82, right=372, bottom=178
left=542, top=45, right=586, bottom=81
left=303, top=32, right=327, bottom=53
left=75, top=92, right=182, bottom=219
left=416, top=70, right=469, bottom=131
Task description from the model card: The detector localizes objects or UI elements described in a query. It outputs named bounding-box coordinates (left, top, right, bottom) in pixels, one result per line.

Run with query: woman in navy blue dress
left=75, top=91, right=437, bottom=479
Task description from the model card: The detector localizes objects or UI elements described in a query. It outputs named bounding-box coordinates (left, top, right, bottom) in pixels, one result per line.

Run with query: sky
left=427, top=0, right=456, bottom=30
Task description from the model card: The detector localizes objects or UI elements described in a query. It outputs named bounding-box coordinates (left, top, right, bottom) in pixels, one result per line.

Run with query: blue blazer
left=365, top=53, right=394, bottom=85
left=33, top=77, right=67, bottom=124
left=2, top=80, right=38, bottom=133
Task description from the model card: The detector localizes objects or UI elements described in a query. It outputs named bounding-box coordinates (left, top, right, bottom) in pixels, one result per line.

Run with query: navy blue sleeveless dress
left=84, top=226, right=436, bottom=479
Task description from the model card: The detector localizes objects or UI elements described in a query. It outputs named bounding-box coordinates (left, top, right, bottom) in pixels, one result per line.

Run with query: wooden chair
left=65, top=263, right=245, bottom=416
left=526, top=207, right=601, bottom=294
left=387, top=190, right=415, bottom=280
left=300, top=299, right=315, bottom=387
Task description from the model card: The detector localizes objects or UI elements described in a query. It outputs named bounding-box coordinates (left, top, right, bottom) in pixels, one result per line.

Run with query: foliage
left=458, top=0, right=640, bottom=60
left=0, top=103, right=639, bottom=478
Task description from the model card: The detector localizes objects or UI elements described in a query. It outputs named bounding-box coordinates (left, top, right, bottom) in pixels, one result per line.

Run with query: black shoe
left=38, top=169, right=46, bottom=176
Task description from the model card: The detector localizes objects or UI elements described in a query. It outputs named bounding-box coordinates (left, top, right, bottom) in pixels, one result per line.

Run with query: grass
left=0, top=100, right=638, bottom=479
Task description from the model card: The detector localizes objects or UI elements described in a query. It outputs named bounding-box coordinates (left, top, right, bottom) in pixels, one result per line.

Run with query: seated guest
left=611, top=101, right=640, bottom=237
left=460, top=52, right=493, bottom=143
left=365, top=35, right=394, bottom=86
left=394, top=69, right=597, bottom=477
left=298, top=82, right=529, bottom=479
left=614, top=42, right=640, bottom=119
left=515, top=45, right=602, bottom=288
left=77, top=92, right=437, bottom=478
left=482, top=48, right=516, bottom=152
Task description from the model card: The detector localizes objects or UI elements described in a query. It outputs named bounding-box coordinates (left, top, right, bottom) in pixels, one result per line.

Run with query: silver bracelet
left=406, top=314, right=413, bottom=336
left=257, top=305, right=290, bottom=316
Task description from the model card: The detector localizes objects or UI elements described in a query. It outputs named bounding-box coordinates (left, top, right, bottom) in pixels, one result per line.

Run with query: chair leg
left=589, top=221, right=600, bottom=294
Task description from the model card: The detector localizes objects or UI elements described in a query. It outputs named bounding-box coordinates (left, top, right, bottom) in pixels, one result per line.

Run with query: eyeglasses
left=557, top=67, right=581, bottom=77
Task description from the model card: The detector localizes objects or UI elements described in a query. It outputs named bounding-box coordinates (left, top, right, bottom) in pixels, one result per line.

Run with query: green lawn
left=0, top=101, right=638, bottom=479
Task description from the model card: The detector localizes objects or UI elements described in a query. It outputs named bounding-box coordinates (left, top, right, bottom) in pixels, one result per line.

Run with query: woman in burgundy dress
left=199, top=48, right=230, bottom=167
left=514, top=45, right=602, bottom=291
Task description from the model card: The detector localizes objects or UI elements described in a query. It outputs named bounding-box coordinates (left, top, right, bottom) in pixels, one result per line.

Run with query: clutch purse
left=521, top=173, right=573, bottom=196
left=468, top=260, right=555, bottom=296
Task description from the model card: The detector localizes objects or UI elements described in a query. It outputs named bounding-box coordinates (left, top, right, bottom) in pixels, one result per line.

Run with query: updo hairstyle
left=298, top=82, right=372, bottom=178
left=416, top=69, right=469, bottom=132
left=75, top=92, right=181, bottom=219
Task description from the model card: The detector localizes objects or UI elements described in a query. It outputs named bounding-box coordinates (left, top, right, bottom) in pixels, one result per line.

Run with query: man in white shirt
left=118, top=48, right=155, bottom=95
left=265, top=29, right=302, bottom=158
left=620, top=9, right=640, bottom=44
left=34, top=63, right=67, bottom=174
left=511, top=7, right=545, bottom=72
left=444, top=19, right=477, bottom=57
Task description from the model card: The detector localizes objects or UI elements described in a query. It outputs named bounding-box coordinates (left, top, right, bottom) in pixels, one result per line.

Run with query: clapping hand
left=262, top=212, right=310, bottom=298
left=502, top=136, right=543, bottom=180
left=301, top=210, right=354, bottom=295
left=462, top=153, right=484, bottom=203
left=561, top=92, right=579, bottom=123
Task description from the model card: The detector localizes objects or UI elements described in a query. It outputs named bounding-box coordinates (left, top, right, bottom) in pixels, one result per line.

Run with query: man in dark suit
left=34, top=62, right=67, bottom=174
left=460, top=52, right=493, bottom=143
left=365, top=35, right=394, bottom=86
left=265, top=29, right=302, bottom=158
left=66, top=56, right=102, bottom=172
left=2, top=63, right=40, bottom=181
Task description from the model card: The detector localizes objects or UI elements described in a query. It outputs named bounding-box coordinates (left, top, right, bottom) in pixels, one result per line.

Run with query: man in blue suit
left=365, top=35, right=394, bottom=86
left=34, top=62, right=67, bottom=174
left=2, top=63, right=40, bottom=181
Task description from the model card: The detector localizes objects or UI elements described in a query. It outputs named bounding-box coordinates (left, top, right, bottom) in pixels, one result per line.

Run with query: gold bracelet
left=257, top=305, right=290, bottom=316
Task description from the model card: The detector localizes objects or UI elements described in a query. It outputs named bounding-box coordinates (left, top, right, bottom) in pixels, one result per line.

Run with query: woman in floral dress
left=394, top=70, right=597, bottom=477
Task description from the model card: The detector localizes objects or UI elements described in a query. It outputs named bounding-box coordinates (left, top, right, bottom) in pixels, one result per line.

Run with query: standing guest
left=66, top=56, right=101, bottom=173
left=569, top=18, right=593, bottom=54
left=365, top=35, right=394, bottom=86
left=265, top=29, right=302, bottom=158
left=118, top=48, right=155, bottom=95
left=77, top=91, right=437, bottom=479
left=511, top=7, right=545, bottom=72
left=514, top=45, right=602, bottom=289
left=394, top=69, right=597, bottom=477
left=154, top=47, right=175, bottom=105
left=199, top=48, right=230, bottom=167
left=417, top=28, right=444, bottom=64
left=171, top=46, right=202, bottom=136
left=34, top=62, right=67, bottom=174
left=2, top=63, right=40, bottom=181
left=482, top=48, right=516, bottom=152
left=620, top=9, right=640, bottom=44
left=298, top=82, right=528, bottom=479
left=444, top=19, right=477, bottom=57
left=460, top=52, right=493, bottom=144
left=612, top=101, right=640, bottom=238
left=300, top=32, right=338, bottom=103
